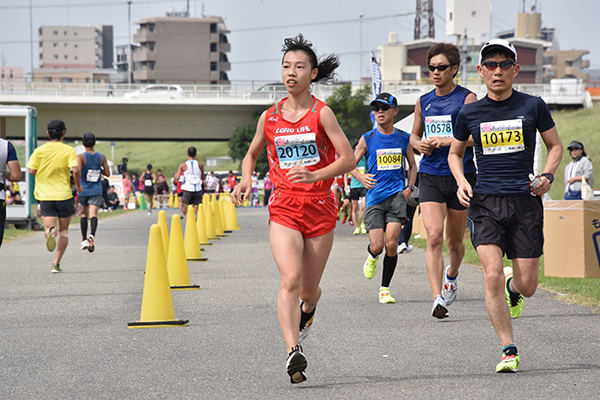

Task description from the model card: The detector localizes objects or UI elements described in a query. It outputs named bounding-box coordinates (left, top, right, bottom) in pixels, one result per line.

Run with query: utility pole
left=127, top=1, right=132, bottom=88
left=359, top=14, right=364, bottom=83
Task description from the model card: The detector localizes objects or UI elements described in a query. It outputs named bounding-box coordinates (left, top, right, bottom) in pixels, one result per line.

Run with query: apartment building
left=132, top=16, right=231, bottom=84
left=38, top=25, right=113, bottom=70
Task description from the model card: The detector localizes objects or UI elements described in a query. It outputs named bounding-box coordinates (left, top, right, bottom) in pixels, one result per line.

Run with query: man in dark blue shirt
left=449, top=39, right=563, bottom=373
left=0, top=138, right=22, bottom=249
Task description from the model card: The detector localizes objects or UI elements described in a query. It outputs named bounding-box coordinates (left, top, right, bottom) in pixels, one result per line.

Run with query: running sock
left=503, top=345, right=518, bottom=356
left=367, top=244, right=381, bottom=259
left=300, top=301, right=316, bottom=326
left=90, top=217, right=98, bottom=236
left=80, top=217, right=88, bottom=239
left=447, top=270, right=458, bottom=280
left=506, top=277, right=521, bottom=305
left=381, top=254, right=398, bottom=288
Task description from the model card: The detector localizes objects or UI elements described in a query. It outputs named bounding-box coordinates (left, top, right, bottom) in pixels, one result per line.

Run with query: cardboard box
left=544, top=200, right=600, bottom=278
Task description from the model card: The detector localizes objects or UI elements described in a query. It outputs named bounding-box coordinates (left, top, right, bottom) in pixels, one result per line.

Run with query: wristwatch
left=409, top=185, right=416, bottom=192
left=541, top=173, right=554, bottom=184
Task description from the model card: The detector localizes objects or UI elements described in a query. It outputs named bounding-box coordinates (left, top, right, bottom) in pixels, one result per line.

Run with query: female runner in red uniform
left=232, top=34, right=355, bottom=384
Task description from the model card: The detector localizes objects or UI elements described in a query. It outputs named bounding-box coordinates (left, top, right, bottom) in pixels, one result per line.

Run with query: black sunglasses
left=427, top=64, right=453, bottom=72
left=372, top=105, right=391, bottom=112
left=482, top=60, right=515, bottom=70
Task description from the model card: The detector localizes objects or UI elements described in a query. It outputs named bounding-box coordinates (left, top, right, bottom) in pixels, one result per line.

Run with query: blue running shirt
left=419, top=85, right=476, bottom=176
left=362, top=128, right=410, bottom=207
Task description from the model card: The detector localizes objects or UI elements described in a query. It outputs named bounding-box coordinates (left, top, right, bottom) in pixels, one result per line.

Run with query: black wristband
left=541, top=173, right=554, bottom=184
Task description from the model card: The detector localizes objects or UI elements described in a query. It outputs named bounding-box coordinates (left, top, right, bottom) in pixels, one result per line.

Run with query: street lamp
left=128, top=1, right=132, bottom=88
left=359, top=14, right=364, bottom=83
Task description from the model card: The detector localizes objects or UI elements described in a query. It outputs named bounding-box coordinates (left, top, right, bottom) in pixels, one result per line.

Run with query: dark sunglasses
left=372, top=105, right=391, bottom=112
left=482, top=60, right=515, bottom=70
left=427, top=64, right=453, bottom=72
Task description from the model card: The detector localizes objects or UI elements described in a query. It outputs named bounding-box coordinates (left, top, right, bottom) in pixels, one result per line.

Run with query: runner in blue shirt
left=0, top=138, right=22, bottom=249
left=410, top=43, right=478, bottom=319
left=353, top=92, right=417, bottom=304
left=449, top=39, right=563, bottom=373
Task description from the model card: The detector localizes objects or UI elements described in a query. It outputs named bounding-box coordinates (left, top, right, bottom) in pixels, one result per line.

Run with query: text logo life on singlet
left=376, top=148, right=403, bottom=170
left=275, top=130, right=320, bottom=169
left=480, top=119, right=524, bottom=155
left=424, top=115, right=453, bottom=139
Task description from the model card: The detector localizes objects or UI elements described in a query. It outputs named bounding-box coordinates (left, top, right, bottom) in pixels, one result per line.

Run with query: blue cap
left=370, top=92, right=398, bottom=108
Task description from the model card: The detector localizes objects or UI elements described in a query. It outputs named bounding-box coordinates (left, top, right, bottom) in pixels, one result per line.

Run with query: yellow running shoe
left=353, top=227, right=360, bottom=235
left=504, top=267, right=523, bottom=319
left=360, top=223, right=367, bottom=234
left=363, top=254, right=378, bottom=279
left=496, top=352, right=520, bottom=373
left=379, top=287, right=396, bottom=303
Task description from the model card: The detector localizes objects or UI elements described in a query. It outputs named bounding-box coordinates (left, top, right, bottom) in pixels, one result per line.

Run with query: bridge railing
left=0, top=81, right=588, bottom=107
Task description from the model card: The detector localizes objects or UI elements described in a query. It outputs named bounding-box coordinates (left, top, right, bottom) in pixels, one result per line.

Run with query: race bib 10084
left=425, top=115, right=453, bottom=139
left=376, top=148, right=403, bottom=170
left=275, top=133, right=320, bottom=169
left=480, top=119, right=524, bottom=155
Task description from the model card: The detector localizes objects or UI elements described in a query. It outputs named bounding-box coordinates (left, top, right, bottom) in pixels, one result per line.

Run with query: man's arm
left=101, top=154, right=110, bottom=177
left=449, top=138, right=471, bottom=207
left=533, top=126, right=563, bottom=196
left=5, top=160, right=22, bottom=182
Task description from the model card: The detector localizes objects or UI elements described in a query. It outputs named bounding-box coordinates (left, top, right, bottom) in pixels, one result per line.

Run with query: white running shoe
left=431, top=295, right=448, bottom=319
left=442, top=265, right=458, bottom=306
left=81, top=239, right=89, bottom=250
left=398, top=243, right=414, bottom=254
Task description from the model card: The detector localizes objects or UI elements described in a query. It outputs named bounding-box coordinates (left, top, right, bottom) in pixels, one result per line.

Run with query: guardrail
left=0, top=81, right=589, bottom=107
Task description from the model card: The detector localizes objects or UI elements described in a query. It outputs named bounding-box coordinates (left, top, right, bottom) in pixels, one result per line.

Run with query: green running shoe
left=353, top=227, right=361, bottom=235
left=363, top=254, right=378, bottom=279
left=379, top=288, right=396, bottom=304
left=51, top=263, right=62, bottom=274
left=504, top=267, right=523, bottom=319
left=496, top=351, right=520, bottom=373
left=46, top=227, right=57, bottom=252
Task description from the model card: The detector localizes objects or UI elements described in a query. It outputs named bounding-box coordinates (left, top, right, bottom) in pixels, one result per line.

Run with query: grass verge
left=410, top=234, right=600, bottom=310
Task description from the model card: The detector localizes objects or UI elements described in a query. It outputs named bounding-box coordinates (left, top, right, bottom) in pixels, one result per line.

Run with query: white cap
left=479, top=39, right=517, bottom=65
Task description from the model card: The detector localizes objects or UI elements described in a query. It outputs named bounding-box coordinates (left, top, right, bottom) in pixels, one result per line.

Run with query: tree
left=326, top=84, right=372, bottom=144
left=228, top=112, right=269, bottom=175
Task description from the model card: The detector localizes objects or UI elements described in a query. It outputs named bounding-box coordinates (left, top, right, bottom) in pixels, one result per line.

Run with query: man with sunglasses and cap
left=448, top=39, right=563, bottom=373
left=352, top=92, right=417, bottom=304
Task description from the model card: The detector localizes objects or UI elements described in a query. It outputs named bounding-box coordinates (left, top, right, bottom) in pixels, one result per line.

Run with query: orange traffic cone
left=196, top=203, right=212, bottom=246
left=128, top=224, right=188, bottom=328
left=167, top=215, right=200, bottom=290
left=185, top=205, right=208, bottom=261
left=222, top=194, right=242, bottom=231
left=157, top=210, right=170, bottom=260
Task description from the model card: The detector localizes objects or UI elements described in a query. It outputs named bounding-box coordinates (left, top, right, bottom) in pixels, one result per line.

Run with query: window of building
left=64, top=31, right=67, bottom=35
left=64, top=43, right=68, bottom=47
left=61, top=78, right=73, bottom=83
left=75, top=56, right=78, bottom=60
left=54, top=55, right=58, bottom=60
left=547, top=69, right=555, bottom=77
left=75, top=44, right=78, bottom=48
left=210, top=43, right=217, bottom=52
left=9, top=70, right=13, bottom=78
left=220, top=34, right=228, bottom=43
left=449, top=12, right=452, bottom=21
left=53, top=30, right=58, bottom=35
left=53, top=43, right=58, bottom=47
left=402, top=72, right=417, bottom=81
left=471, top=11, right=476, bottom=17
left=44, top=77, right=53, bottom=82
left=86, top=78, right=90, bottom=83
left=211, top=62, right=218, bottom=71
left=220, top=72, right=228, bottom=81
left=64, top=55, right=68, bottom=60
left=74, top=32, right=77, bottom=36
left=1, top=71, right=4, bottom=79
left=210, top=23, right=217, bottom=33
left=220, top=53, right=229, bottom=62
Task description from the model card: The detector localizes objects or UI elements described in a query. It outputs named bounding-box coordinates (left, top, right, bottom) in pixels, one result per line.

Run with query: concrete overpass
left=0, top=81, right=589, bottom=141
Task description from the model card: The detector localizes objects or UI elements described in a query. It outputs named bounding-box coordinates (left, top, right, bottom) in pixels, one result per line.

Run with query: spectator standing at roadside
left=77, top=132, right=110, bottom=252
left=0, top=137, right=22, bottom=249
left=227, top=170, right=237, bottom=193
left=263, top=172, right=274, bottom=206
left=564, top=141, right=594, bottom=200
left=155, top=169, right=169, bottom=208
left=122, top=172, right=133, bottom=208
left=27, top=119, right=83, bottom=273
left=205, top=171, right=220, bottom=194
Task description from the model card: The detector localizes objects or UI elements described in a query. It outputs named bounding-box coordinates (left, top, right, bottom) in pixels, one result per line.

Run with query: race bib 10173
left=480, top=119, right=524, bottom=155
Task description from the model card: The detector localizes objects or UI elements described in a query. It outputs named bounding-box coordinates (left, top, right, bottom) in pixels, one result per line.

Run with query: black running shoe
left=299, top=302, right=316, bottom=343
left=286, top=345, right=307, bottom=384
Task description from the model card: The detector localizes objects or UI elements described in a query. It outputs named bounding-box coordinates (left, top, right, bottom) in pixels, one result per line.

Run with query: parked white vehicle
left=123, top=84, right=185, bottom=100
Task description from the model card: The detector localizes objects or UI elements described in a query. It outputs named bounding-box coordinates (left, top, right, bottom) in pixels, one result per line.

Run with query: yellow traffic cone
left=212, top=197, right=227, bottom=238
left=173, top=194, right=179, bottom=209
left=157, top=210, right=170, bottom=260
left=128, top=225, right=188, bottom=328
left=185, top=204, right=208, bottom=261
left=168, top=193, right=174, bottom=208
left=222, top=194, right=242, bottom=231
left=196, top=203, right=212, bottom=246
left=218, top=197, right=231, bottom=233
left=167, top=215, right=200, bottom=290
left=204, top=199, right=218, bottom=241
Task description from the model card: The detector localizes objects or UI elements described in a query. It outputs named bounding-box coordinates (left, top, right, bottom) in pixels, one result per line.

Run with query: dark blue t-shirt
left=419, top=85, right=476, bottom=176
left=454, top=90, right=555, bottom=196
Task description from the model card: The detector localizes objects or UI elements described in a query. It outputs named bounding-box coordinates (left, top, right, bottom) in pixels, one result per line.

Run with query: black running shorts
left=468, top=192, right=543, bottom=259
left=419, top=172, right=477, bottom=211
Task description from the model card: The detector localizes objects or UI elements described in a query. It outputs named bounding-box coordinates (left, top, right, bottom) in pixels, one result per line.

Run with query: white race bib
left=144, top=179, right=152, bottom=186
left=480, top=119, right=524, bottom=155
left=275, top=133, right=320, bottom=169
left=187, top=175, right=201, bottom=185
left=87, top=169, right=101, bottom=182
left=424, top=115, right=453, bottom=139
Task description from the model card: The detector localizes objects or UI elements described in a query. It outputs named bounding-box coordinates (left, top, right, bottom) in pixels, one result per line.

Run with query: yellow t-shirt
left=26, top=141, right=78, bottom=201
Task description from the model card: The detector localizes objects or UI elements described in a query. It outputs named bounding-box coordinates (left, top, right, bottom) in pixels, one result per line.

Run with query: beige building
left=0, top=67, right=25, bottom=92
left=32, top=68, right=113, bottom=84
left=38, top=25, right=113, bottom=70
left=544, top=50, right=590, bottom=81
left=132, top=16, right=231, bottom=84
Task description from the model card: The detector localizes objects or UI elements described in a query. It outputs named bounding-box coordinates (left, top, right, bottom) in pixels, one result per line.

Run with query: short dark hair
left=147, top=164, right=152, bottom=170
left=282, top=33, right=340, bottom=84
left=188, top=146, right=197, bottom=157
left=427, top=43, right=461, bottom=78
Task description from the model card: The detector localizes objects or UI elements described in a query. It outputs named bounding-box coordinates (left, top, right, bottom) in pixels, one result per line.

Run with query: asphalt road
left=0, top=207, right=598, bottom=399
